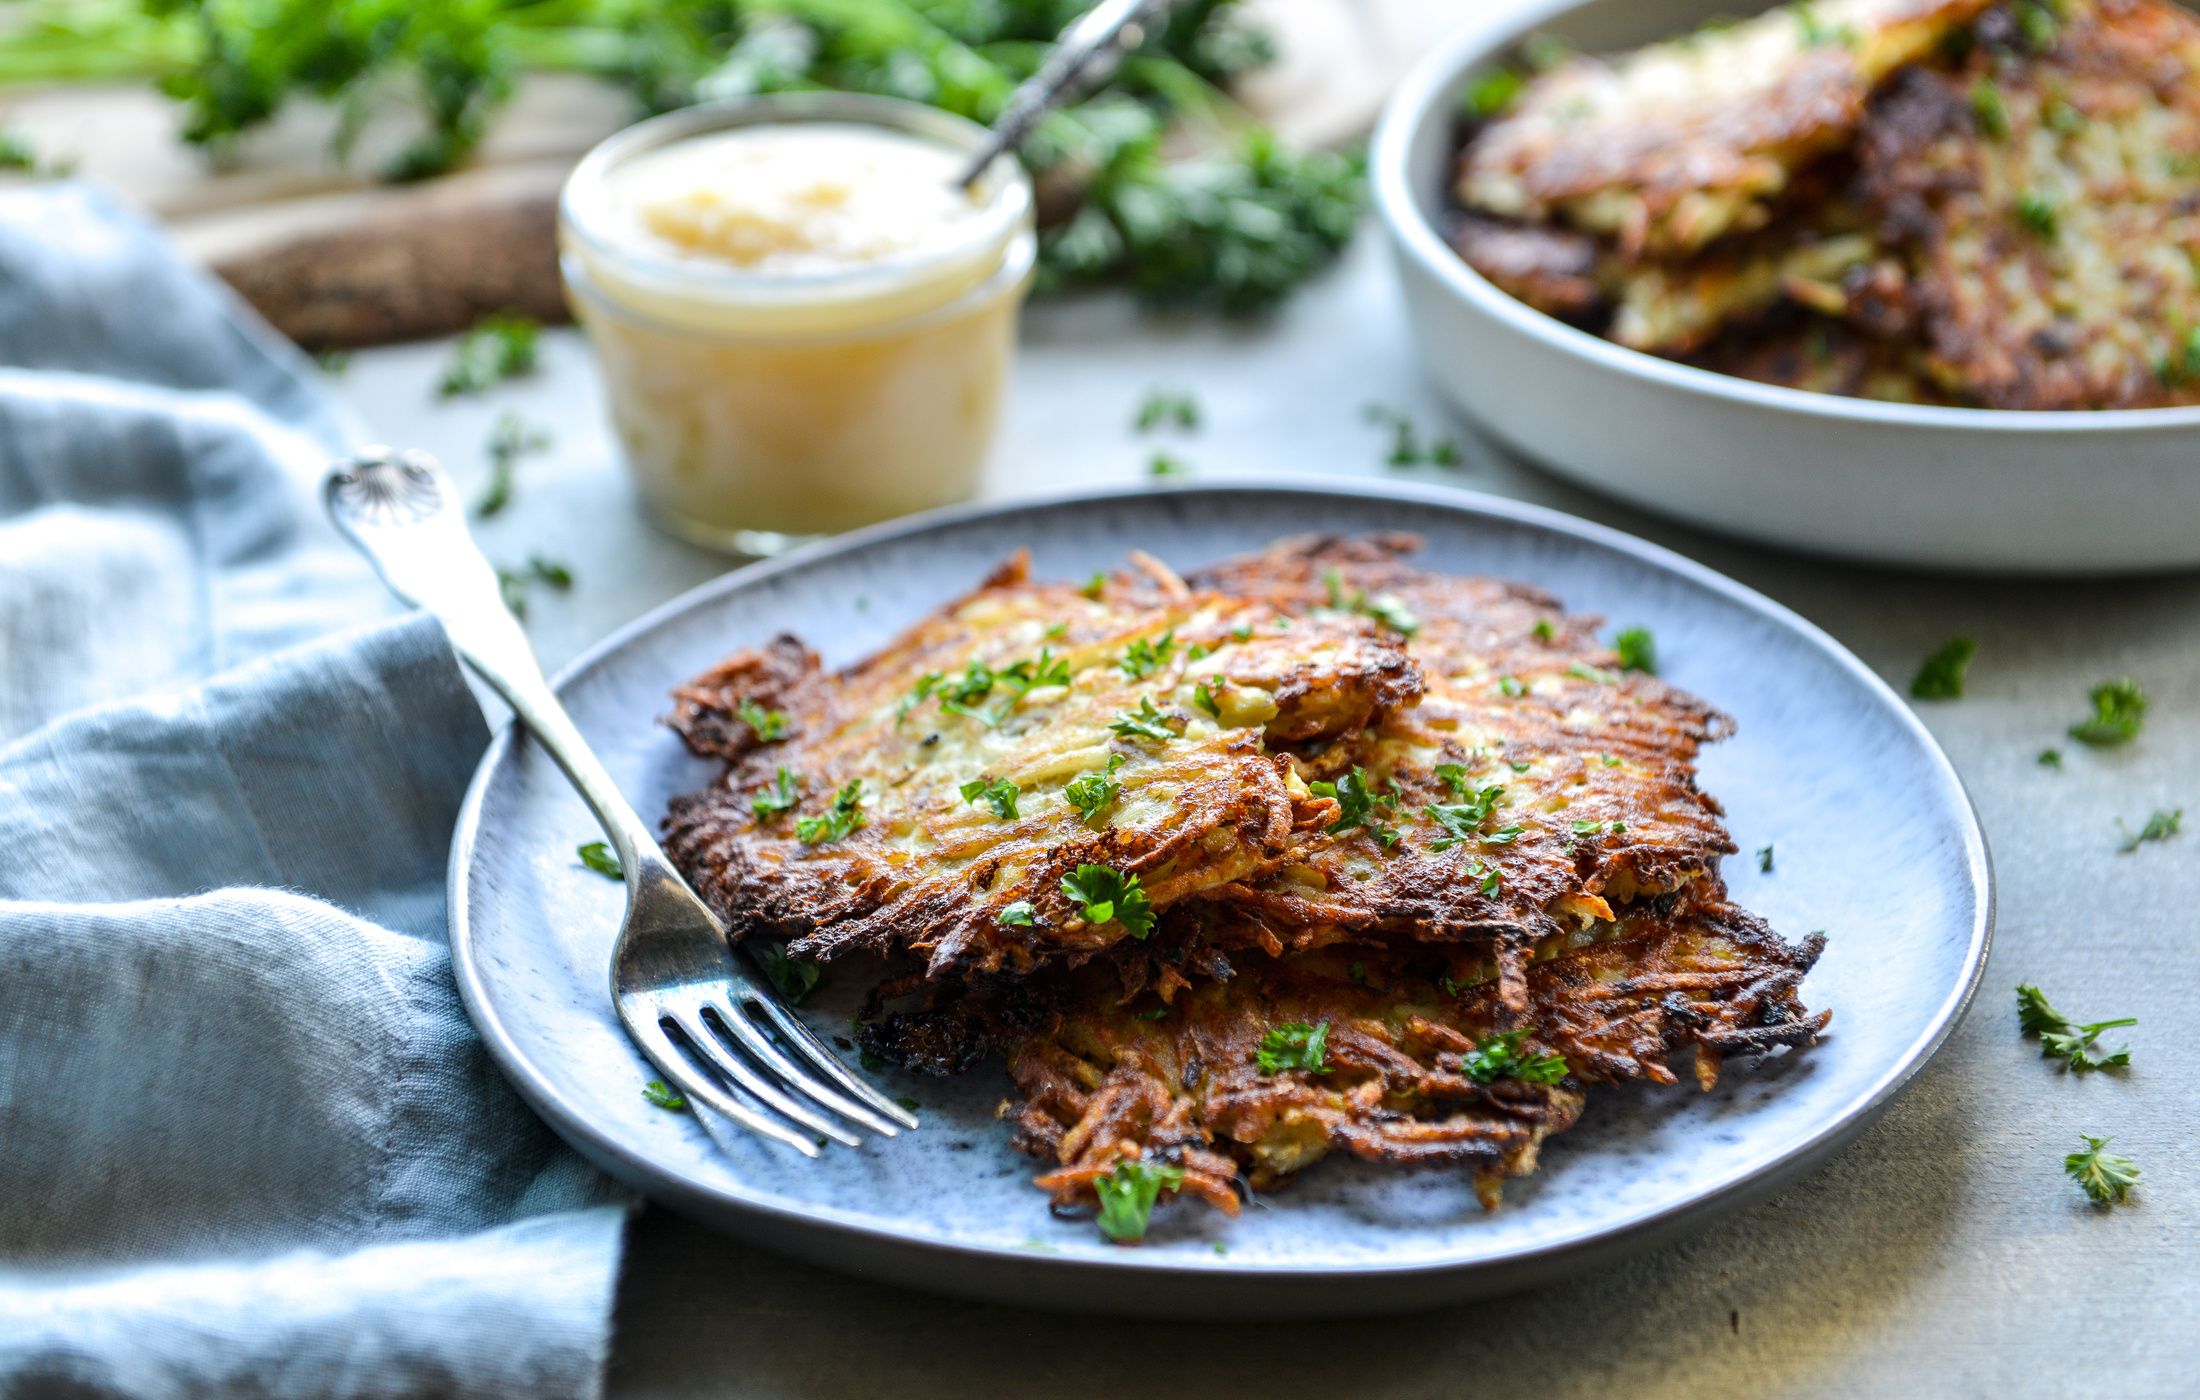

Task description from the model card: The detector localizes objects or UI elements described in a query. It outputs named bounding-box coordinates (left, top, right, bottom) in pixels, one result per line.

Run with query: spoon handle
left=956, top=0, right=1178, bottom=187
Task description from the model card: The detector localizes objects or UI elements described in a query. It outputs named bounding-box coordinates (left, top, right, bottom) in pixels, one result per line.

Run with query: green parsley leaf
left=2015, top=191, right=2058, bottom=238
left=960, top=776, right=1022, bottom=820
left=2117, top=807, right=2182, bottom=853
left=1255, top=1020, right=1331, bottom=1074
left=577, top=841, right=622, bottom=880
left=2070, top=678, right=2146, bottom=746
left=737, top=699, right=790, bottom=742
left=1567, top=661, right=1619, bottom=685
left=1318, top=567, right=1419, bottom=635
left=1060, top=864, right=1155, bottom=939
left=2038, top=748, right=2064, bottom=769
left=795, top=780, right=865, bottom=845
left=751, top=766, right=803, bottom=820
left=1615, top=627, right=1657, bottom=674
left=1434, top=762, right=1476, bottom=796
left=1119, top=631, right=1178, bottom=679
left=641, top=1079, right=688, bottom=1112
left=1497, top=675, right=1527, bottom=698
left=1192, top=674, right=1226, bottom=719
left=1361, top=404, right=1465, bottom=471
left=2016, top=983, right=2135, bottom=1072
left=1531, top=618, right=1556, bottom=642
left=1147, top=453, right=1193, bottom=477
left=2064, top=1135, right=2140, bottom=1206
left=1970, top=78, right=2010, bottom=138
left=1131, top=1005, right=1170, bottom=1021
left=1109, top=696, right=1180, bottom=743
left=1909, top=636, right=1977, bottom=700
left=1427, top=784, right=1506, bottom=850
left=438, top=312, right=539, bottom=397
left=1757, top=844, right=1775, bottom=873
left=998, top=900, right=1038, bottom=927
left=1065, top=754, right=1126, bottom=825
left=475, top=411, right=550, bottom=517
left=1308, top=766, right=1397, bottom=839
left=1082, top=572, right=1108, bottom=600
left=1570, top=818, right=1627, bottom=838
left=1460, top=1027, right=1568, bottom=1084
left=754, top=941, right=822, bottom=1005
left=1796, top=3, right=1859, bottom=46
left=1462, top=66, right=1525, bottom=119
left=1094, top=1158, right=1185, bottom=1242
left=1133, top=387, right=1200, bottom=432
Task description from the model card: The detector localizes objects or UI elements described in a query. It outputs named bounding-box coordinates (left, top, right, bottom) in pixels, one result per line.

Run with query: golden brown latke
left=881, top=901, right=1825, bottom=1225
left=1855, top=0, right=2200, bottom=407
left=1688, top=313, right=1947, bottom=401
left=663, top=550, right=1421, bottom=977
left=1456, top=0, right=1993, bottom=257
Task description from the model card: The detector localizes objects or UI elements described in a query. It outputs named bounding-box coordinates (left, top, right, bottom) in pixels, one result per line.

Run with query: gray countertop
left=335, top=229, right=2200, bottom=1399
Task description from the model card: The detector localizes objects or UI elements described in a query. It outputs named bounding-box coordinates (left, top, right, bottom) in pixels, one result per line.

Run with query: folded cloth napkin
left=0, top=186, right=629, bottom=1398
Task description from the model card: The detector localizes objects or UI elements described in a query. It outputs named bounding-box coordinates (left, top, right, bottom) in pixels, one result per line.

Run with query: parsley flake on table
left=1134, top=388, right=1200, bottom=432
left=474, top=411, right=550, bottom=517
left=1909, top=636, right=1977, bottom=700
left=2064, top=1135, right=2140, bottom=1207
left=437, top=312, right=539, bottom=398
left=1256, top=1020, right=1331, bottom=1074
left=494, top=555, right=572, bottom=619
left=754, top=941, right=822, bottom=1005
left=2116, top=807, right=2182, bottom=853
left=1362, top=404, right=1464, bottom=469
left=2016, top=983, right=2135, bottom=1072
left=1109, top=696, right=1180, bottom=743
left=1060, top=864, right=1154, bottom=939
left=751, top=766, right=803, bottom=820
left=1119, top=630, right=1178, bottom=680
left=576, top=841, right=622, bottom=880
left=2038, top=748, right=2063, bottom=769
left=641, top=1079, right=688, bottom=1113
left=1757, top=844, right=1775, bottom=873
left=959, top=776, right=1021, bottom=820
left=2069, top=678, right=2147, bottom=746
left=1065, top=754, right=1125, bottom=825
left=736, top=699, right=790, bottom=742
left=1615, top=626, right=1657, bottom=674
left=1461, top=1028, right=1567, bottom=1084
left=1095, top=1158, right=1185, bottom=1243
left=1147, top=453, right=1193, bottom=477
left=795, top=780, right=865, bottom=845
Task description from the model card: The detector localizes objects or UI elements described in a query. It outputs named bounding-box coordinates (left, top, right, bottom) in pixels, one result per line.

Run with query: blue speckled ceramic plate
left=449, top=481, right=1991, bottom=1317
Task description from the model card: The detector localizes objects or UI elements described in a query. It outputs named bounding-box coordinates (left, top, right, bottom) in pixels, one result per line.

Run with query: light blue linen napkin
left=0, top=186, right=630, bottom=1397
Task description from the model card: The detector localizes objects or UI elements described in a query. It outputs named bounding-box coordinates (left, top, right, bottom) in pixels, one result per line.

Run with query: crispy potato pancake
left=1856, top=0, right=2200, bottom=407
left=1689, top=314, right=1947, bottom=400
left=859, top=901, right=1825, bottom=1223
left=663, top=551, right=1421, bottom=976
left=1457, top=0, right=1993, bottom=257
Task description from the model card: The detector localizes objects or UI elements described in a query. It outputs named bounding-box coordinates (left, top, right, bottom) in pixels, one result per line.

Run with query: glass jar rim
left=559, top=92, right=1034, bottom=308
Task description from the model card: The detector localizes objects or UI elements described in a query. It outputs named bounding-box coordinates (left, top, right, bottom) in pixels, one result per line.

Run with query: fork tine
left=711, top=1000, right=901, bottom=1137
left=633, top=1017, right=821, bottom=1157
left=742, top=991, right=921, bottom=1130
left=676, top=1005, right=863, bottom=1148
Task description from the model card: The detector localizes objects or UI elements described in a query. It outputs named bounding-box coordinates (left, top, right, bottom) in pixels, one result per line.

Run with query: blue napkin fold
left=0, top=186, right=629, bottom=1398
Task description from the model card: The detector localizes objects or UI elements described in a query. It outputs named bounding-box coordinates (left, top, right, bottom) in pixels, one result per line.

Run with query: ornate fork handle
left=324, top=447, right=665, bottom=882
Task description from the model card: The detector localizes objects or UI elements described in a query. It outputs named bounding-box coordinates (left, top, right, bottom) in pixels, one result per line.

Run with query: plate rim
left=446, top=477, right=1995, bottom=1289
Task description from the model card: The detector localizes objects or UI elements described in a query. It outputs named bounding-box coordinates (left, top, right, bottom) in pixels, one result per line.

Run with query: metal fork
left=325, top=446, right=916, bottom=1156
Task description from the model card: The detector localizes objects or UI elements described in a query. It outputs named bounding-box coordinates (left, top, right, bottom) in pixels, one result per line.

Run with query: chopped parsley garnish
left=577, top=841, right=622, bottom=880
left=1095, top=1159, right=1185, bottom=1243
left=1119, top=630, right=1178, bottom=679
left=1134, top=387, right=1200, bottom=432
left=998, top=900, right=1038, bottom=927
left=2017, top=983, right=2135, bottom=1072
left=1482, top=824, right=1525, bottom=845
left=2064, top=1135, right=2140, bottom=1207
left=754, top=941, right=822, bottom=1005
left=737, top=699, right=790, bottom=741
left=1082, top=572, right=1107, bottom=600
left=1614, top=627, right=1657, bottom=674
left=1567, top=660, right=1619, bottom=685
left=1309, top=766, right=1400, bottom=845
left=2019, top=0, right=2060, bottom=50
left=1461, top=1028, right=1568, bottom=1084
left=1147, top=453, right=1193, bottom=478
left=2015, top=191, right=2058, bottom=239
left=1462, top=66, right=1525, bottom=120
left=1256, top=1020, right=1331, bottom=1074
left=1570, top=818, right=1627, bottom=838
left=1531, top=618, right=1556, bottom=642
left=2117, top=807, right=2182, bottom=853
left=1361, top=403, right=1465, bottom=469
left=1970, top=78, right=2010, bottom=139
left=1434, top=762, right=1478, bottom=796
left=1507, top=759, right=1531, bottom=773
left=2069, top=678, right=2146, bottom=746
left=1320, top=568, right=1420, bottom=636
left=795, top=780, right=865, bottom=845
left=437, top=311, right=539, bottom=397
left=1192, top=674, right=1226, bottom=719
left=1060, top=864, right=1155, bottom=939
left=915, top=650, right=1071, bottom=726
left=2038, top=748, right=2064, bottom=769
left=1497, top=675, right=1527, bottom=698
left=751, top=766, right=803, bottom=819
left=960, top=776, right=1022, bottom=820
left=1065, top=754, right=1126, bottom=825
left=1909, top=636, right=1977, bottom=700
left=641, top=1079, right=688, bottom=1112
left=1757, top=844, right=1775, bottom=873
left=1002, top=648, right=1073, bottom=691
left=495, top=555, right=572, bottom=619
left=1132, top=1005, right=1171, bottom=1021
left=1796, top=3, right=1859, bottom=46
left=1427, top=784, right=1506, bottom=850
left=1461, top=856, right=1502, bottom=895
left=1109, top=696, right=1180, bottom=743
left=474, top=411, right=550, bottom=517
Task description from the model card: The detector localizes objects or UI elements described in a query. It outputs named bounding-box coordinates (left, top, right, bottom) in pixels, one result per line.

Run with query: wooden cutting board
left=0, top=0, right=1475, bottom=347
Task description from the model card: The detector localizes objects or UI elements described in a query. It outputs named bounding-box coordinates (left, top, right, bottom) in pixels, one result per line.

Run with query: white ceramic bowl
left=1372, top=0, right=2200, bottom=573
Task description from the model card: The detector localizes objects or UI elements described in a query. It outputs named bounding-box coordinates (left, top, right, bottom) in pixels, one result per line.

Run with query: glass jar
left=559, top=93, right=1036, bottom=555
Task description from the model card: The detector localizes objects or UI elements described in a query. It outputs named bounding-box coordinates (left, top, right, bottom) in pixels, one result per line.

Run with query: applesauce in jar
left=559, top=94, right=1035, bottom=554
